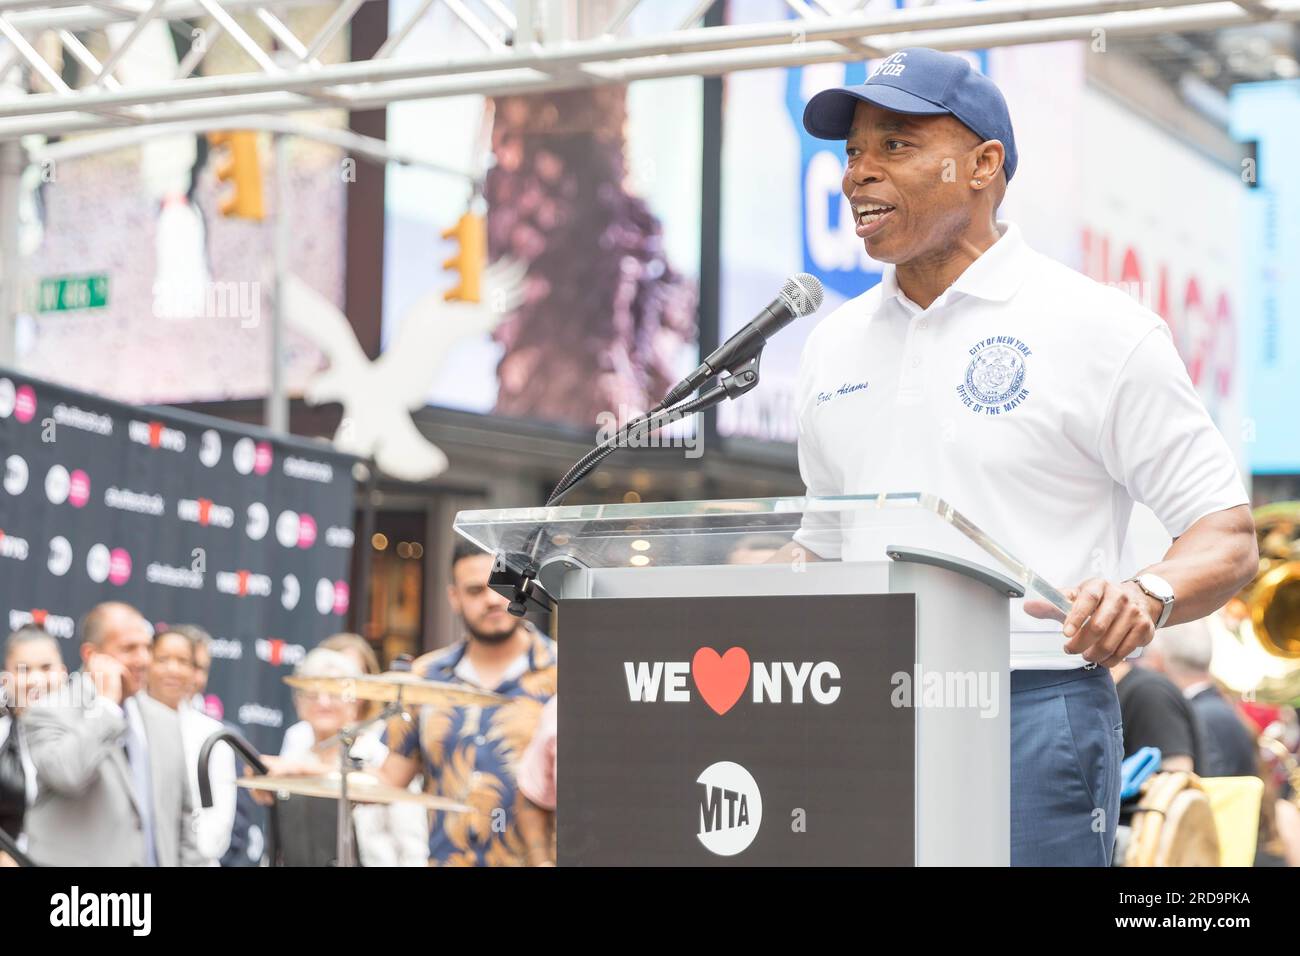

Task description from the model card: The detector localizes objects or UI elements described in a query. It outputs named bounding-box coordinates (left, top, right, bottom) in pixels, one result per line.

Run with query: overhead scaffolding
left=0, top=0, right=1296, bottom=139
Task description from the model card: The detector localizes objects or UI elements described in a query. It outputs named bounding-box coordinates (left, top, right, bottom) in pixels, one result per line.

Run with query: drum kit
left=1116, top=771, right=1221, bottom=867
left=235, top=669, right=507, bottom=866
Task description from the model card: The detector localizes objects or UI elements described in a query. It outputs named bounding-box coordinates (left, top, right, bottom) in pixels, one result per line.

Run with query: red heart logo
left=692, top=646, right=750, bottom=716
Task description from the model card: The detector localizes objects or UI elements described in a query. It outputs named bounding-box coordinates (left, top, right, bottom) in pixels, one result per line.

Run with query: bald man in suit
left=23, top=602, right=201, bottom=867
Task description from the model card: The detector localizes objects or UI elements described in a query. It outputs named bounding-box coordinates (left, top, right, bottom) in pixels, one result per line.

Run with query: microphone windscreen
left=779, top=273, right=824, bottom=316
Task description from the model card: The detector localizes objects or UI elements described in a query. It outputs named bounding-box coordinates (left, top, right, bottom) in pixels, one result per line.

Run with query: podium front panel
left=557, top=593, right=916, bottom=866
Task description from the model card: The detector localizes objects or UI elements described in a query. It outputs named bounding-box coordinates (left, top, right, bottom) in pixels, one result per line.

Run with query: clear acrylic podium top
left=454, top=491, right=1070, bottom=617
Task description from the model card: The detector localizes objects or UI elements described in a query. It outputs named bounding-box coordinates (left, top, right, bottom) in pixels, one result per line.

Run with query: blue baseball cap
left=803, top=48, right=1018, bottom=182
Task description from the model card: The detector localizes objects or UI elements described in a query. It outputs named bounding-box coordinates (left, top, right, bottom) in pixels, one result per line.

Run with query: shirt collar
left=878, top=220, right=1029, bottom=312
left=435, top=622, right=554, bottom=687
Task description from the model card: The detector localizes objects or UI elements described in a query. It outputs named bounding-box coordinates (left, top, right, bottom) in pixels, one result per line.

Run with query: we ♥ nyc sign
left=623, top=648, right=841, bottom=713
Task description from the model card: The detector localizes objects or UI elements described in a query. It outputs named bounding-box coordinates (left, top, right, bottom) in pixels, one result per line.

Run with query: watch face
left=1139, top=574, right=1174, bottom=602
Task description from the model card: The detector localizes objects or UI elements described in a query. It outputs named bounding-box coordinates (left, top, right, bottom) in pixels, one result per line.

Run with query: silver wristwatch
left=1127, top=573, right=1175, bottom=629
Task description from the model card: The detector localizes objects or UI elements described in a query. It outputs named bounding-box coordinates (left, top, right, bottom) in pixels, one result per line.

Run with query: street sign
left=36, top=274, right=109, bottom=312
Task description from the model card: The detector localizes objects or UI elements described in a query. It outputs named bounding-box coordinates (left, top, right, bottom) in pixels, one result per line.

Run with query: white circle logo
left=232, top=437, right=256, bottom=475
left=281, top=574, right=300, bottom=611
left=86, top=543, right=111, bottom=583
left=4, top=454, right=28, bottom=495
left=0, top=378, right=14, bottom=418
left=199, top=429, right=222, bottom=468
left=696, top=761, right=762, bottom=857
left=45, top=464, right=70, bottom=505
left=246, top=502, right=269, bottom=541
left=315, top=578, right=335, bottom=615
left=48, top=536, right=72, bottom=576
left=275, top=510, right=300, bottom=548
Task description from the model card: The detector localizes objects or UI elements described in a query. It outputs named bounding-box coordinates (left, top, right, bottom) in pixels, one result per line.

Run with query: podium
left=454, top=492, right=1069, bottom=866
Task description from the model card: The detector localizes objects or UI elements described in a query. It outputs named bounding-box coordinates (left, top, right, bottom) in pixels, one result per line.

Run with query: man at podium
left=794, top=48, right=1257, bottom=865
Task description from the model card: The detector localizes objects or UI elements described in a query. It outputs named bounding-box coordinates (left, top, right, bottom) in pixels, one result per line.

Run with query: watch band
left=1127, top=576, right=1174, bottom=629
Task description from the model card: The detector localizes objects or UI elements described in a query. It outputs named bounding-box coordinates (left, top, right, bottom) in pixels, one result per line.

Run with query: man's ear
left=970, top=139, right=1005, bottom=188
left=79, top=642, right=94, bottom=667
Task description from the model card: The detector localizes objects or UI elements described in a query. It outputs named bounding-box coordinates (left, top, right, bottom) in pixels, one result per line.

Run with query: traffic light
left=441, top=211, right=485, bottom=302
left=207, top=130, right=265, bottom=221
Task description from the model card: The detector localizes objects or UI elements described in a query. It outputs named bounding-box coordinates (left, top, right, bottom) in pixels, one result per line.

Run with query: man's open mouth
left=854, top=202, right=896, bottom=236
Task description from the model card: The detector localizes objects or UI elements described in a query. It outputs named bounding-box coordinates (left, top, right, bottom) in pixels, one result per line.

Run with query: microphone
left=659, top=273, right=824, bottom=409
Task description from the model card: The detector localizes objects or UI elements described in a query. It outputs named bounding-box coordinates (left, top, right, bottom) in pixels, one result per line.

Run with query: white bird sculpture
left=282, top=258, right=527, bottom=481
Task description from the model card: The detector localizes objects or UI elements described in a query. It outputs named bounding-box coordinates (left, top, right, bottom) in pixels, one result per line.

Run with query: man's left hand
left=1026, top=578, right=1162, bottom=668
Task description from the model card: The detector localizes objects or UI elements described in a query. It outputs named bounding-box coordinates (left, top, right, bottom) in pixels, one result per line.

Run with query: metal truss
left=0, top=0, right=1297, bottom=141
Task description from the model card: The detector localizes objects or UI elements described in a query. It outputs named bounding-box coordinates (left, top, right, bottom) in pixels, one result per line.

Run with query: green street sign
left=36, top=274, right=109, bottom=312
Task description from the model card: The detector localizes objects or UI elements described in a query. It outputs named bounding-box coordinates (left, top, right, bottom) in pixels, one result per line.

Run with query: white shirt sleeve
left=793, top=334, right=844, bottom=559
left=1097, top=324, right=1249, bottom=537
left=195, top=739, right=237, bottom=864
left=278, top=720, right=315, bottom=758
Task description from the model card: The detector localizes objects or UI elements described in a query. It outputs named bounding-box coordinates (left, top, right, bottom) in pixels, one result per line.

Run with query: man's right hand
left=85, top=653, right=127, bottom=705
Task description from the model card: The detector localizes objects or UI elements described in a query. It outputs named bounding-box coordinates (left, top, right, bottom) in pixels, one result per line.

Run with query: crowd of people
left=1, top=532, right=1295, bottom=867
left=0, top=539, right=559, bottom=867
left=1112, top=619, right=1300, bottom=866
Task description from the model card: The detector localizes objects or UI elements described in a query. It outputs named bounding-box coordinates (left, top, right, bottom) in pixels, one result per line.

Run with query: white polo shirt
left=794, top=221, right=1248, bottom=669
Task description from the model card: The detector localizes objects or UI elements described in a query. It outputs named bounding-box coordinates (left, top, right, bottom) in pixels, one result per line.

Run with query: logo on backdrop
left=246, top=502, right=270, bottom=540
left=146, top=562, right=204, bottom=590
left=0, top=531, right=31, bottom=562
left=128, top=419, right=186, bottom=452
left=178, top=497, right=235, bottom=529
left=208, top=637, right=243, bottom=660
left=315, top=578, right=348, bottom=615
left=216, top=570, right=272, bottom=597
left=45, top=465, right=90, bottom=507
left=105, top=485, right=165, bottom=517
left=238, top=703, right=283, bottom=728
left=86, top=544, right=132, bottom=585
left=281, top=573, right=300, bottom=610
left=325, top=526, right=355, bottom=548
left=275, top=510, right=317, bottom=548
left=3, top=455, right=27, bottom=495
left=956, top=336, right=1032, bottom=415
left=624, top=646, right=841, bottom=716
left=9, top=608, right=75, bottom=639
left=255, top=638, right=306, bottom=667
left=0, top=380, right=37, bottom=423
left=697, top=761, right=763, bottom=856
left=283, top=456, right=334, bottom=483
left=232, top=437, right=273, bottom=476
left=199, top=429, right=222, bottom=467
left=47, top=536, right=72, bottom=576
left=53, top=404, right=113, bottom=436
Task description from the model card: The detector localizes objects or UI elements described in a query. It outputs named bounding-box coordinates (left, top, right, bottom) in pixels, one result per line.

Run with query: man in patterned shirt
left=377, top=539, right=556, bottom=866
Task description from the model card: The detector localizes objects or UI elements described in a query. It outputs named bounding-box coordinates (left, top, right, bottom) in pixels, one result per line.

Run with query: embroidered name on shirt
left=816, top=381, right=870, bottom=406
left=956, top=336, right=1031, bottom=415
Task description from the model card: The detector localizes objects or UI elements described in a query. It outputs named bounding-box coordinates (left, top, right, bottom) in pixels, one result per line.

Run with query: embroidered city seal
left=956, top=336, right=1031, bottom=415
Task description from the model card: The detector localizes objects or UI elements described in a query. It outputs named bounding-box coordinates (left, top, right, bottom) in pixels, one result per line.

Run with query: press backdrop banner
left=0, top=369, right=357, bottom=752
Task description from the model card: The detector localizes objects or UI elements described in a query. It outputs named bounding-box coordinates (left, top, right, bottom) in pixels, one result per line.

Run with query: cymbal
left=238, top=772, right=470, bottom=812
left=284, top=672, right=508, bottom=708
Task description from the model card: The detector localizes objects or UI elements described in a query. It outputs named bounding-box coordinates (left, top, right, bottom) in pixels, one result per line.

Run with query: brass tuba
left=1213, top=503, right=1300, bottom=703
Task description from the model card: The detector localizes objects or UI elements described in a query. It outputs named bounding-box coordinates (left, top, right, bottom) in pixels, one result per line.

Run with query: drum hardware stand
left=328, top=692, right=413, bottom=867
